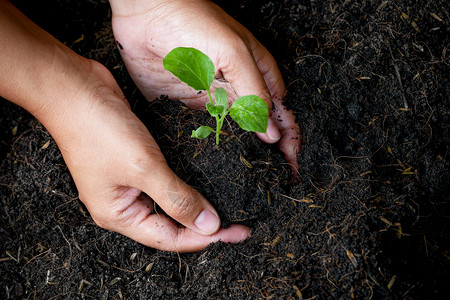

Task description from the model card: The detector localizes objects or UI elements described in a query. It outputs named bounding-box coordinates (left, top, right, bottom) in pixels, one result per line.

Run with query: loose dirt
left=1, top=0, right=449, bottom=299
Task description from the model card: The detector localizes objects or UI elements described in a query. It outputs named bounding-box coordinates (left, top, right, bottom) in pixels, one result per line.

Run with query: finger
left=272, top=98, right=301, bottom=177
left=218, top=43, right=281, bottom=142
left=137, top=165, right=222, bottom=236
left=251, top=40, right=287, bottom=102
left=251, top=40, right=290, bottom=144
left=219, top=47, right=272, bottom=109
left=117, top=211, right=250, bottom=252
left=255, top=118, right=281, bottom=144
left=251, top=42, right=301, bottom=174
left=104, top=188, right=250, bottom=252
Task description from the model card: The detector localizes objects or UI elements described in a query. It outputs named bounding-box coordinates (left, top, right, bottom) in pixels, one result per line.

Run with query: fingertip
left=278, top=127, right=301, bottom=179
left=208, top=224, right=251, bottom=245
left=223, top=224, right=251, bottom=243
left=193, top=209, right=221, bottom=235
left=266, top=117, right=281, bottom=141
left=256, top=118, right=281, bottom=143
left=173, top=224, right=250, bottom=252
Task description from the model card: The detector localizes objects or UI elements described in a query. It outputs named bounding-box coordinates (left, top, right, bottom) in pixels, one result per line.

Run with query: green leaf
left=191, top=126, right=214, bottom=139
left=163, top=47, right=214, bottom=91
left=214, top=88, right=229, bottom=108
left=229, top=95, right=268, bottom=133
left=206, top=103, right=225, bottom=117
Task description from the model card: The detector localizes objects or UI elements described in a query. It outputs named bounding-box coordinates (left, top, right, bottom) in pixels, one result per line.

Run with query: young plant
left=163, top=47, right=268, bottom=145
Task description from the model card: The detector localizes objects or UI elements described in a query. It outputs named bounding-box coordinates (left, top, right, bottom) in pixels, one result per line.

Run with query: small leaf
left=206, top=103, right=225, bottom=117
left=229, top=95, right=268, bottom=133
left=214, top=88, right=229, bottom=108
left=191, top=126, right=214, bottom=139
left=163, top=47, right=214, bottom=91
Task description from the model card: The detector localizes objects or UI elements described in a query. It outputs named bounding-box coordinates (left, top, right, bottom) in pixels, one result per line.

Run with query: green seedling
left=163, top=47, right=268, bottom=145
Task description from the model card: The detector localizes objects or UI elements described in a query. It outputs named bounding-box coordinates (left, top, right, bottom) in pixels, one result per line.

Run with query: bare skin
left=0, top=0, right=300, bottom=252
left=109, top=0, right=301, bottom=171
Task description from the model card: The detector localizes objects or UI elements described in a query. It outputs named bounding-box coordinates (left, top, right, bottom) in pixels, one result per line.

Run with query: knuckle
left=90, top=205, right=139, bottom=232
left=260, top=89, right=273, bottom=104
left=130, top=145, right=167, bottom=174
left=226, top=37, right=252, bottom=59
left=167, top=190, right=196, bottom=220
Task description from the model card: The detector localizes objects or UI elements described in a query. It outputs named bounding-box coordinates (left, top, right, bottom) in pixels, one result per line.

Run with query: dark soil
left=1, top=0, right=449, bottom=299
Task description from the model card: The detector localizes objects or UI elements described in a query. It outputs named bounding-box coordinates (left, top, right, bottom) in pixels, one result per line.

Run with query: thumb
left=141, top=167, right=221, bottom=235
left=220, top=45, right=281, bottom=143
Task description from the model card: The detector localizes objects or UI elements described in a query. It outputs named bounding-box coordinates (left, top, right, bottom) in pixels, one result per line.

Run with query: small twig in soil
left=56, top=225, right=72, bottom=268
left=393, top=64, right=409, bottom=109
left=24, top=248, right=51, bottom=266
left=278, top=193, right=313, bottom=203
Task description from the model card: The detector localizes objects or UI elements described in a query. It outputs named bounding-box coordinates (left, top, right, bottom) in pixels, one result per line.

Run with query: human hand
left=109, top=0, right=301, bottom=173
left=0, top=0, right=249, bottom=252
left=47, top=61, right=250, bottom=252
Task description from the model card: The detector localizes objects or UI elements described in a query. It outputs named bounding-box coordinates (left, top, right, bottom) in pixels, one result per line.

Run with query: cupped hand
left=48, top=60, right=250, bottom=252
left=109, top=0, right=301, bottom=173
left=0, top=0, right=248, bottom=253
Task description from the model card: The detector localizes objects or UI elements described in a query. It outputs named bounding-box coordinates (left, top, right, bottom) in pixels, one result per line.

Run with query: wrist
left=0, top=1, right=98, bottom=129
left=108, top=0, right=159, bottom=16
left=37, top=59, right=126, bottom=147
left=0, top=1, right=125, bottom=145
left=108, top=0, right=208, bottom=16
left=29, top=49, right=92, bottom=124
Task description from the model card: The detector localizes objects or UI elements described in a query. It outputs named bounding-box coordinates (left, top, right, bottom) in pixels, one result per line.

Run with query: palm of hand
left=111, top=2, right=249, bottom=108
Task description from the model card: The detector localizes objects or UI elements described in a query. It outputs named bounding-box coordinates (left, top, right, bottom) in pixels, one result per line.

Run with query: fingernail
left=266, top=118, right=281, bottom=141
left=194, top=210, right=220, bottom=235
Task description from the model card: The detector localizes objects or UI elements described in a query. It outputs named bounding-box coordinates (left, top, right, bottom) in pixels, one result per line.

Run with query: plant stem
left=207, top=88, right=221, bottom=144
left=215, top=112, right=228, bottom=145
left=206, top=88, right=227, bottom=145
left=207, top=89, right=213, bottom=105
left=215, top=116, right=220, bottom=145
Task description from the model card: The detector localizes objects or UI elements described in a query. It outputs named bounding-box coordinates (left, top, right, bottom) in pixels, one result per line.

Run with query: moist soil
left=1, top=0, right=449, bottom=299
